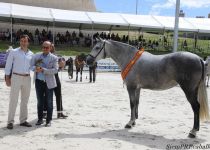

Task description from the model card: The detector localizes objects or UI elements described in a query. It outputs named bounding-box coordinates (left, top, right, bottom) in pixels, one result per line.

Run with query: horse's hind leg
left=135, top=88, right=141, bottom=120
left=181, top=86, right=200, bottom=138
left=71, top=68, right=74, bottom=79
left=76, top=69, right=78, bottom=82
left=125, top=85, right=140, bottom=128
left=80, top=68, right=83, bottom=82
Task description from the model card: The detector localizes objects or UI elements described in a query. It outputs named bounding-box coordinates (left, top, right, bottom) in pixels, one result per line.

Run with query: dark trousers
left=44, top=73, right=63, bottom=113
left=35, top=79, right=53, bottom=122
left=89, top=67, right=96, bottom=82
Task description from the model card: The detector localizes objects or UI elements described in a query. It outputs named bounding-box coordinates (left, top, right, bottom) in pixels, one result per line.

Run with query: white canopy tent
left=86, top=12, right=129, bottom=30
left=121, top=14, right=164, bottom=31
left=153, top=16, right=198, bottom=32
left=0, top=2, right=210, bottom=44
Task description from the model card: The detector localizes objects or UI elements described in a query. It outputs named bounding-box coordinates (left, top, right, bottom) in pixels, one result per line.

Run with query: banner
left=0, top=52, right=7, bottom=68
left=64, top=56, right=120, bottom=72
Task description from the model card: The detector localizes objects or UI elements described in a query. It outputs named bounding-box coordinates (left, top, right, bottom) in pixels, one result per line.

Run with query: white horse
left=87, top=39, right=210, bottom=138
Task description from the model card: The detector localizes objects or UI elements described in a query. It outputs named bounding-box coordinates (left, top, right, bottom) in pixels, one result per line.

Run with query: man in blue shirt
left=31, top=41, right=58, bottom=127
left=5, top=35, right=33, bottom=129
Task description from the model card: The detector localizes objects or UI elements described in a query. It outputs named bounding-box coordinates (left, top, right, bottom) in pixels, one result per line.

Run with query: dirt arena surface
left=0, top=69, right=210, bottom=150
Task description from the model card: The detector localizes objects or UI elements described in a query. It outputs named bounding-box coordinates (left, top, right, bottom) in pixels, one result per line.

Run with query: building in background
left=179, top=10, right=185, bottom=17
left=208, top=13, right=210, bottom=18
left=0, top=0, right=96, bottom=11
left=196, top=16, right=205, bottom=18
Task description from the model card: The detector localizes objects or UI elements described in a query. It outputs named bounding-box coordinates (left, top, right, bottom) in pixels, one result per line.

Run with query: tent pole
left=194, top=32, right=198, bottom=49
left=10, top=17, right=13, bottom=44
left=53, top=21, right=55, bottom=44
left=91, top=23, right=94, bottom=47
left=128, top=25, right=130, bottom=44
left=173, top=0, right=180, bottom=52
left=136, top=0, right=139, bottom=15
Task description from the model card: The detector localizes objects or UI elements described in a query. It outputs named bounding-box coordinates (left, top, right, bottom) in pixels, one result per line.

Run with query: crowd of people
left=0, top=28, right=167, bottom=50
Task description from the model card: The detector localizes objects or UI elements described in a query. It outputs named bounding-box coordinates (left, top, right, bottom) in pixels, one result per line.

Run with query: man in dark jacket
left=89, top=61, right=97, bottom=83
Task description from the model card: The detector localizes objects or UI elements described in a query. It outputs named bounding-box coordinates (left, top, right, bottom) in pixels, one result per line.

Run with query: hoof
left=125, top=124, right=132, bottom=129
left=188, top=133, right=196, bottom=138
left=132, top=122, right=136, bottom=126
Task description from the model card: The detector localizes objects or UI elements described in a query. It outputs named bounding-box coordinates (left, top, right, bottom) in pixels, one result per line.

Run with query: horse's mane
left=106, top=40, right=138, bottom=53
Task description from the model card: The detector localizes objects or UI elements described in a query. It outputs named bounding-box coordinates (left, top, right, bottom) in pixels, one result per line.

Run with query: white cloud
left=150, top=0, right=210, bottom=15
left=182, top=0, right=210, bottom=8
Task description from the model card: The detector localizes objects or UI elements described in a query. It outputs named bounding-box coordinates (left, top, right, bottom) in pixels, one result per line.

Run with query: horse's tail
left=198, top=59, right=210, bottom=121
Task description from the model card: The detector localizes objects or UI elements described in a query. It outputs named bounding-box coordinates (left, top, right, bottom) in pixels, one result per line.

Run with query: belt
left=36, top=79, right=46, bottom=83
left=13, top=72, right=30, bottom=77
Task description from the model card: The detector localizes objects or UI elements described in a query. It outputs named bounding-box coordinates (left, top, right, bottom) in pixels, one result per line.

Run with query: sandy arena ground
left=0, top=69, right=210, bottom=150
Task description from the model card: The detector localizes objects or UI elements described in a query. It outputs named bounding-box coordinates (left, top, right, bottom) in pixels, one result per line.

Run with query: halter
left=88, top=42, right=106, bottom=59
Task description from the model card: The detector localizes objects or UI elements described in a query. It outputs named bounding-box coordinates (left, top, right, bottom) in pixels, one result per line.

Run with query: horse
left=75, top=54, right=86, bottom=82
left=86, top=39, right=210, bottom=138
left=66, top=57, right=74, bottom=79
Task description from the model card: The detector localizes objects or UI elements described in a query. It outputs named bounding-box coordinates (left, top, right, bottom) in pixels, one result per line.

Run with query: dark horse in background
left=75, top=53, right=86, bottom=82
left=87, top=39, right=210, bottom=138
left=66, top=57, right=74, bottom=79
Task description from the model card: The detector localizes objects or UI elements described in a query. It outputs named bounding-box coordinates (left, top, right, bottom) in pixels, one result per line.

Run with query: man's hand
left=36, top=67, right=43, bottom=73
left=5, top=75, right=11, bottom=87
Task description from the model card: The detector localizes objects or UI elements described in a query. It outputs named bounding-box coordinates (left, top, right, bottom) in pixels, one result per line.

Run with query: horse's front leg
left=80, top=67, right=83, bottom=82
left=125, top=85, right=140, bottom=128
left=71, top=67, right=73, bottom=79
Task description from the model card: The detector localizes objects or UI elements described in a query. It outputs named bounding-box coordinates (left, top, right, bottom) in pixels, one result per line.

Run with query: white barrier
left=64, top=56, right=120, bottom=72
left=96, top=58, right=120, bottom=72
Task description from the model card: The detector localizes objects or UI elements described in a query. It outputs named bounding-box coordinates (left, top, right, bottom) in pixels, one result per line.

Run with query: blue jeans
left=35, top=79, right=53, bottom=122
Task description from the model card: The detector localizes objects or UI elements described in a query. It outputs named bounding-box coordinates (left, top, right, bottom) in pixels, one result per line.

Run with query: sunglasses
left=42, top=46, right=50, bottom=49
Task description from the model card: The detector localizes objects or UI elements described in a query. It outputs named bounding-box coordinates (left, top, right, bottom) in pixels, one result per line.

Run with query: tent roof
left=0, top=2, right=210, bottom=33
left=11, top=3, right=53, bottom=21
left=0, top=3, right=11, bottom=18
left=186, top=17, right=210, bottom=33
left=52, top=9, right=91, bottom=24
left=121, top=14, right=164, bottom=30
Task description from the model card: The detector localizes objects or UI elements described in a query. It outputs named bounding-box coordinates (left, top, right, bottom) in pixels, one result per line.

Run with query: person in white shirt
left=5, top=35, right=34, bottom=129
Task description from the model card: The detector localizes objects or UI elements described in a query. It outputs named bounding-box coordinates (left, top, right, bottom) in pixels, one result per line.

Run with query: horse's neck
left=107, top=42, right=137, bottom=70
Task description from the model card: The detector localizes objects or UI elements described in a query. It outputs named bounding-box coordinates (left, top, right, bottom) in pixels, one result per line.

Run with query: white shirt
left=5, top=47, right=34, bottom=75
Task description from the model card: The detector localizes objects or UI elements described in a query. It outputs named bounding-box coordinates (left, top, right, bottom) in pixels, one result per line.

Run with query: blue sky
left=94, top=0, right=210, bottom=18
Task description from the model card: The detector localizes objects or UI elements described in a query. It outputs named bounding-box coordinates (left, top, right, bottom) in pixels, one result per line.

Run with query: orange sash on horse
left=121, top=48, right=144, bottom=80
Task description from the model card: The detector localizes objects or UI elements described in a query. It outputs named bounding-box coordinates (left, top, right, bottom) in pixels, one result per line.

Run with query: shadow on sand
left=54, top=129, right=205, bottom=149
left=0, top=119, right=40, bottom=139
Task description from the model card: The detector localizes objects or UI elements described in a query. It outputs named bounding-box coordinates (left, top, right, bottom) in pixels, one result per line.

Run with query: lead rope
left=60, top=68, right=63, bottom=114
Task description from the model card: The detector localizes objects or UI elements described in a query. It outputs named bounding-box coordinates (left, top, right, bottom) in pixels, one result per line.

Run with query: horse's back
left=128, top=51, right=203, bottom=90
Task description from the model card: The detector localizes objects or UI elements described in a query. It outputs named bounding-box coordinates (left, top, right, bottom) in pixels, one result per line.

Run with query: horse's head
left=86, top=38, right=106, bottom=66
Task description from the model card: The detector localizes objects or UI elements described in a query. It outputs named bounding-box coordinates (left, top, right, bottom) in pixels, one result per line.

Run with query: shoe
left=57, top=113, right=68, bottom=119
left=7, top=123, right=13, bottom=129
left=43, top=113, right=47, bottom=119
left=36, top=120, right=44, bottom=126
left=45, top=121, right=51, bottom=127
left=20, top=121, right=32, bottom=127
